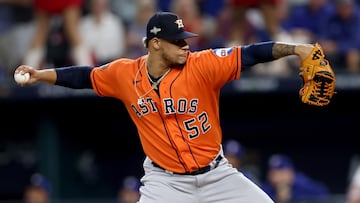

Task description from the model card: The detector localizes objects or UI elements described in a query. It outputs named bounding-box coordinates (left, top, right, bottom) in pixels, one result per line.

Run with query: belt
left=152, top=155, right=223, bottom=175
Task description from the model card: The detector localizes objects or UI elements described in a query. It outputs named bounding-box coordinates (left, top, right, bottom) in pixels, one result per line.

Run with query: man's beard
left=162, top=52, right=186, bottom=68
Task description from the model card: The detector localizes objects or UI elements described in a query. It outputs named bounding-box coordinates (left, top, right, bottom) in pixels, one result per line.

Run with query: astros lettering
left=131, top=97, right=199, bottom=117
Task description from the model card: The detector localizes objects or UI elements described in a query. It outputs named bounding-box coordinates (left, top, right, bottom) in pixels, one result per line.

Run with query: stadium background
left=1, top=0, right=360, bottom=202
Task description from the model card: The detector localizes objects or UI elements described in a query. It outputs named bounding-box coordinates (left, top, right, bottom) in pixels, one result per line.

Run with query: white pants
left=138, top=155, right=274, bottom=203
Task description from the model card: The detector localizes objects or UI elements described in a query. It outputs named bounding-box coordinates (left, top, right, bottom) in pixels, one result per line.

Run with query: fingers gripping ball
left=299, top=43, right=336, bottom=106
left=14, top=72, right=30, bottom=84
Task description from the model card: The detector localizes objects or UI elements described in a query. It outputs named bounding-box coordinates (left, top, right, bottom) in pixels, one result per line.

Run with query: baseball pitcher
left=14, top=11, right=335, bottom=203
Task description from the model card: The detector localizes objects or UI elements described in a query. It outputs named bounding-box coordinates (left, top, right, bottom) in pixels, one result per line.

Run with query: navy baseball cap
left=268, top=154, right=294, bottom=170
left=146, top=12, right=199, bottom=41
left=30, top=173, right=51, bottom=194
left=121, top=176, right=141, bottom=192
left=224, top=139, right=245, bottom=159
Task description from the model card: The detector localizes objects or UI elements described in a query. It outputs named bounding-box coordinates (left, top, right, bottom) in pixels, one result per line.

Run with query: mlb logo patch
left=213, top=48, right=233, bottom=57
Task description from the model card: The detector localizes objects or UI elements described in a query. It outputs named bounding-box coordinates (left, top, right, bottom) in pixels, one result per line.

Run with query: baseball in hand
left=14, top=72, right=30, bottom=84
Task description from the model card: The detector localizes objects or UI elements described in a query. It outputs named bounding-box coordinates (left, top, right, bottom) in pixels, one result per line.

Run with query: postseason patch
left=213, top=48, right=233, bottom=57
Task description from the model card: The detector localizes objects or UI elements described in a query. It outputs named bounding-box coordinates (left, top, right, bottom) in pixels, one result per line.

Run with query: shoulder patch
left=213, top=48, right=233, bottom=57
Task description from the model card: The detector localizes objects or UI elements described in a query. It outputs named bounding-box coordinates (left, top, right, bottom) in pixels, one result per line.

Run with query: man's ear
left=151, top=38, right=161, bottom=50
left=142, top=37, right=148, bottom=48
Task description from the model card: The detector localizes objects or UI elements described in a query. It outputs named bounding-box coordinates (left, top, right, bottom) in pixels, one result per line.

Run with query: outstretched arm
left=241, top=41, right=314, bottom=69
left=241, top=41, right=336, bottom=106
left=14, top=65, right=93, bottom=89
left=272, top=42, right=314, bottom=60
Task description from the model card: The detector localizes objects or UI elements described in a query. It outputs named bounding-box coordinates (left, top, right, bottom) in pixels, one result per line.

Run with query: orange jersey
left=90, top=47, right=242, bottom=173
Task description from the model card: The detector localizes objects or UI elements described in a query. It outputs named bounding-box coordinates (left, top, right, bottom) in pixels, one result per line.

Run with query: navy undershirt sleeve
left=241, top=41, right=276, bottom=69
left=55, top=66, right=93, bottom=89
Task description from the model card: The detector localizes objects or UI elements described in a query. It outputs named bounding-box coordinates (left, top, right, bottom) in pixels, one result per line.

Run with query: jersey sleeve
left=90, top=59, right=122, bottom=97
left=188, top=46, right=242, bottom=89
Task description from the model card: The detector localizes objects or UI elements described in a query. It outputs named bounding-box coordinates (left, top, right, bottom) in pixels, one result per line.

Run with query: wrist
left=295, top=44, right=315, bottom=60
left=37, top=69, right=57, bottom=84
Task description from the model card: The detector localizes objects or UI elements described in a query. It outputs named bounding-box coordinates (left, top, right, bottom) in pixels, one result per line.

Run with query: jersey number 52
left=183, top=111, right=211, bottom=139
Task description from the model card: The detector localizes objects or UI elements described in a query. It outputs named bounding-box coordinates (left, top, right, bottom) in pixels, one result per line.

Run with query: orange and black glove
left=299, top=43, right=336, bottom=106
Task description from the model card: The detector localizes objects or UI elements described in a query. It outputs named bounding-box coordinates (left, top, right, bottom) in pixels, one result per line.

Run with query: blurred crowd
left=22, top=173, right=142, bottom=203
left=19, top=140, right=360, bottom=203
left=1, top=0, right=360, bottom=85
left=222, top=139, right=360, bottom=203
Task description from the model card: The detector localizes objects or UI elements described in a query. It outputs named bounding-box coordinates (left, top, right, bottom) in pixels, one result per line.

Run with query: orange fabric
left=90, top=47, right=242, bottom=173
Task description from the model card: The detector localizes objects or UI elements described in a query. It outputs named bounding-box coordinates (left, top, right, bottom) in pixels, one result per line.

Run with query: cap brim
left=163, top=31, right=199, bottom=40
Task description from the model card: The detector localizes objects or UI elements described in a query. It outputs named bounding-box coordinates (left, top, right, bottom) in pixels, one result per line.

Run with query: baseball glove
left=299, top=43, right=336, bottom=106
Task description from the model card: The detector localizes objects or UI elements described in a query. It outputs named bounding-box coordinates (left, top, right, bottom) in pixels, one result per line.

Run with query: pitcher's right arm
left=14, top=65, right=93, bottom=89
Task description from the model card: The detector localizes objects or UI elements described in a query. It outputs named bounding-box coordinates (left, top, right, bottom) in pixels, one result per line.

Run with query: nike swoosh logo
left=135, top=80, right=141, bottom=83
